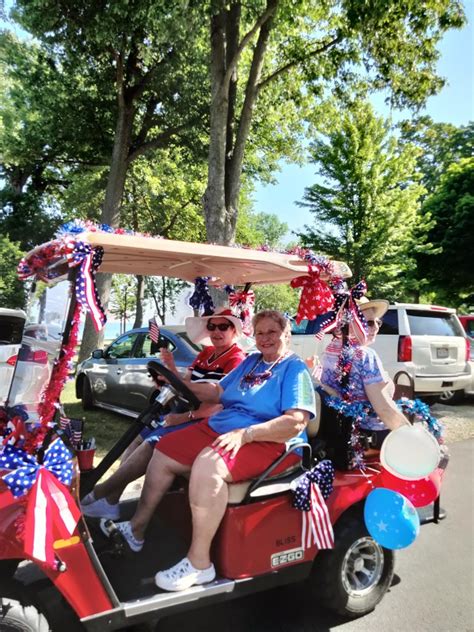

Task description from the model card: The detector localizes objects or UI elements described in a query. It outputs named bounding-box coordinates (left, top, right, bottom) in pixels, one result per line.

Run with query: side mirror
left=91, top=349, right=104, bottom=359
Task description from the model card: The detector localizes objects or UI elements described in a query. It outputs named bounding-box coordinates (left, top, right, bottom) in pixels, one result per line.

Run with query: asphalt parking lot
left=157, top=438, right=474, bottom=632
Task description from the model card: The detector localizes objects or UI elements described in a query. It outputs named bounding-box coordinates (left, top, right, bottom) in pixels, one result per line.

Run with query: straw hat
left=357, top=296, right=390, bottom=319
left=185, top=308, right=244, bottom=346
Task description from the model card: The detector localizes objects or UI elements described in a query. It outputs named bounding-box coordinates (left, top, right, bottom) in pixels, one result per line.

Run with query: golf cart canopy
left=22, top=232, right=352, bottom=285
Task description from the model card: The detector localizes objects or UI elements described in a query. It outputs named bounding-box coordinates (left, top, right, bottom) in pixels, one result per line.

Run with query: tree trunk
left=203, top=10, right=231, bottom=245
left=132, top=275, right=145, bottom=328
left=78, top=100, right=135, bottom=363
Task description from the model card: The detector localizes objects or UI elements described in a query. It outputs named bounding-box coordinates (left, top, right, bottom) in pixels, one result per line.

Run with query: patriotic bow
left=1, top=439, right=73, bottom=498
left=292, top=460, right=335, bottom=550
left=0, top=439, right=80, bottom=569
left=291, top=268, right=335, bottom=325
left=64, top=239, right=106, bottom=332
left=228, top=289, right=255, bottom=335
left=311, top=280, right=368, bottom=342
left=189, top=277, right=215, bottom=315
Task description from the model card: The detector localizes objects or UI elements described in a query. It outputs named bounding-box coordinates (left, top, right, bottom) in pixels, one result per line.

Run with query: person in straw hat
left=82, top=308, right=246, bottom=519
left=317, top=296, right=409, bottom=469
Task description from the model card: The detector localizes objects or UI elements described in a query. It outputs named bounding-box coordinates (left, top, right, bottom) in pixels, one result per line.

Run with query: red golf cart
left=0, top=226, right=443, bottom=631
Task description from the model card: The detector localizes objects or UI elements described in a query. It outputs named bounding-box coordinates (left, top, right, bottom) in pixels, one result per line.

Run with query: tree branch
left=223, top=0, right=279, bottom=89
left=258, top=34, right=342, bottom=90
left=126, top=122, right=191, bottom=164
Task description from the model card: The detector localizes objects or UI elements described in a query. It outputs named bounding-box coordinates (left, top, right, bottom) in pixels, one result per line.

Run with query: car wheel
left=309, top=512, right=395, bottom=618
left=0, top=597, right=50, bottom=631
left=439, top=389, right=464, bottom=405
left=81, top=377, right=95, bottom=410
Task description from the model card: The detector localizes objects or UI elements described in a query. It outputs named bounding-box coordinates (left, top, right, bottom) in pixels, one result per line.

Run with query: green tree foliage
left=399, top=116, right=474, bottom=195
left=253, top=283, right=299, bottom=315
left=418, top=158, right=474, bottom=307
left=203, top=0, right=465, bottom=244
left=146, top=277, right=190, bottom=325
left=297, top=100, right=429, bottom=299
left=109, top=275, right=138, bottom=334
left=0, top=236, right=25, bottom=308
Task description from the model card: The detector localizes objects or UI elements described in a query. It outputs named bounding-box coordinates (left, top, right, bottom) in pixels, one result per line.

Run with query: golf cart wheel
left=0, top=597, right=49, bottom=631
left=81, top=377, right=95, bottom=410
left=310, top=513, right=394, bottom=617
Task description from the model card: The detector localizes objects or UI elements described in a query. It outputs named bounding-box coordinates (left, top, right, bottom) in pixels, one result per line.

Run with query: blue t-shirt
left=208, top=353, right=316, bottom=442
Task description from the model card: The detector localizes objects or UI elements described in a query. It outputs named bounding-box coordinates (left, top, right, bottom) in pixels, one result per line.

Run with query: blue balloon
left=364, top=488, right=420, bottom=550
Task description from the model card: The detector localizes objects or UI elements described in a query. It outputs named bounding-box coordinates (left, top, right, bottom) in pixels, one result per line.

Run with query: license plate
left=436, top=348, right=449, bottom=359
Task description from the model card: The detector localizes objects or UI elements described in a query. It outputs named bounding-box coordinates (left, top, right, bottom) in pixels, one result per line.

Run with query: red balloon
left=375, top=468, right=442, bottom=508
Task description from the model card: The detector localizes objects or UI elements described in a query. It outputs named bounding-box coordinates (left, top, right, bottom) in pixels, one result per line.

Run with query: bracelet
left=244, top=426, right=254, bottom=443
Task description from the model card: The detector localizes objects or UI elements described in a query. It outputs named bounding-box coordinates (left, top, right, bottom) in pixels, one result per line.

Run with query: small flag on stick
left=149, top=316, right=160, bottom=344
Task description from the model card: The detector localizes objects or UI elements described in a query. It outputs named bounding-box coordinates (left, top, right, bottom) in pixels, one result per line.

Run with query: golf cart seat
left=227, top=400, right=321, bottom=504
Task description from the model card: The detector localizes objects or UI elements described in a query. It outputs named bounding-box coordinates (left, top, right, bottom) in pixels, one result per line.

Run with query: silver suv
left=291, top=303, right=471, bottom=398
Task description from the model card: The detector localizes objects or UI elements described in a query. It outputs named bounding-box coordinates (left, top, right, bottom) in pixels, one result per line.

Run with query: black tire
left=309, top=512, right=395, bottom=618
left=0, top=597, right=49, bottom=631
left=439, top=389, right=464, bottom=405
left=81, top=377, right=95, bottom=410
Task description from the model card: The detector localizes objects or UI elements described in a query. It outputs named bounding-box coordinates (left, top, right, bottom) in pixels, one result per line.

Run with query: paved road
left=157, top=439, right=474, bottom=632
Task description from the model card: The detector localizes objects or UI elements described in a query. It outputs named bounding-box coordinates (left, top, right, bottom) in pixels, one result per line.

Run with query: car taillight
left=465, top=338, right=470, bottom=362
left=32, top=350, right=48, bottom=364
left=6, top=355, right=18, bottom=366
left=398, top=336, right=412, bottom=362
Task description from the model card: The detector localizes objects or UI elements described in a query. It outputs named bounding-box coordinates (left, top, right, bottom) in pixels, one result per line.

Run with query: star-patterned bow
left=292, top=460, right=335, bottom=550
left=291, top=268, right=335, bottom=325
left=228, top=289, right=255, bottom=335
left=311, top=280, right=368, bottom=342
left=64, top=239, right=106, bottom=332
left=189, top=277, right=215, bottom=315
left=0, top=439, right=73, bottom=498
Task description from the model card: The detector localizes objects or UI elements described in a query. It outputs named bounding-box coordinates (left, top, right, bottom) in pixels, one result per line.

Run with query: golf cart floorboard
left=87, top=512, right=189, bottom=602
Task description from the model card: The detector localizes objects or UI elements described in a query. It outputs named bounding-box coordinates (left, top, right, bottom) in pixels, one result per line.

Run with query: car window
left=464, top=319, right=474, bottom=338
left=138, top=334, right=176, bottom=359
left=106, top=333, right=139, bottom=359
left=176, top=331, right=201, bottom=352
left=379, top=310, right=399, bottom=335
left=0, top=317, right=24, bottom=345
left=406, top=311, right=463, bottom=336
left=291, top=319, right=309, bottom=335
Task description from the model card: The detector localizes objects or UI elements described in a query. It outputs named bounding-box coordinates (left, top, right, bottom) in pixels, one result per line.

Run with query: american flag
left=301, top=482, right=334, bottom=550
left=292, top=460, right=335, bottom=550
left=149, top=316, right=160, bottom=344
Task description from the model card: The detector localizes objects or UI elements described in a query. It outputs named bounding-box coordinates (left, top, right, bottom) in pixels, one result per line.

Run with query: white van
left=0, top=307, right=27, bottom=404
left=290, top=303, right=471, bottom=399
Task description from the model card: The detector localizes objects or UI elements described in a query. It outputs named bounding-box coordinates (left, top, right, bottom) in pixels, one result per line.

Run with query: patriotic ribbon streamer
left=291, top=268, right=335, bottom=325
left=64, top=239, right=106, bottom=332
left=0, top=439, right=74, bottom=498
left=228, top=289, right=255, bottom=335
left=311, top=280, right=368, bottom=342
left=23, top=468, right=81, bottom=568
left=189, top=277, right=215, bottom=315
left=292, top=460, right=335, bottom=550
left=0, top=439, right=79, bottom=568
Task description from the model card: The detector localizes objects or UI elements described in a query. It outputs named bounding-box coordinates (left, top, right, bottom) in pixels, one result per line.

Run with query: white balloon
left=380, top=424, right=441, bottom=481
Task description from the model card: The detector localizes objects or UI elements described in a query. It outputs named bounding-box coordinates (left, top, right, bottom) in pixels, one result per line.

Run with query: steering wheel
left=147, top=361, right=200, bottom=410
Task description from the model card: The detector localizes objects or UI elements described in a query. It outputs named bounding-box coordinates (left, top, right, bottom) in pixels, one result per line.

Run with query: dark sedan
left=75, top=326, right=199, bottom=417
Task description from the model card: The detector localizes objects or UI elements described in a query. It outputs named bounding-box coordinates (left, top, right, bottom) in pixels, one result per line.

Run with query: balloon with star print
left=364, top=488, right=420, bottom=550
left=375, top=467, right=442, bottom=508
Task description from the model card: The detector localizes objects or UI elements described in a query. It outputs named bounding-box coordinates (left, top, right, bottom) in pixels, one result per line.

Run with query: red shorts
left=156, top=421, right=300, bottom=483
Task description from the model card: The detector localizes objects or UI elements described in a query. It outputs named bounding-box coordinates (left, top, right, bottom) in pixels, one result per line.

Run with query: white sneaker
left=99, top=520, right=144, bottom=553
left=155, top=557, right=216, bottom=592
left=82, top=497, right=120, bottom=520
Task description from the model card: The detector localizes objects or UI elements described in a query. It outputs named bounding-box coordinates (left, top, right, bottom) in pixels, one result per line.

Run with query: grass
left=61, top=380, right=132, bottom=458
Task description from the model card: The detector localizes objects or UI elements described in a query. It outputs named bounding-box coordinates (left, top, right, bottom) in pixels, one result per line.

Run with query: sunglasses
left=367, top=319, right=382, bottom=328
left=206, top=322, right=233, bottom=332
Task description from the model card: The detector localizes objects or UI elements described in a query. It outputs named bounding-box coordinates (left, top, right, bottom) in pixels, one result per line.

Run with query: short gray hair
left=252, top=310, right=291, bottom=336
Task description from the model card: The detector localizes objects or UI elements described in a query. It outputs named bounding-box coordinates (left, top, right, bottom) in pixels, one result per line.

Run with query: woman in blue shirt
left=101, top=310, right=315, bottom=592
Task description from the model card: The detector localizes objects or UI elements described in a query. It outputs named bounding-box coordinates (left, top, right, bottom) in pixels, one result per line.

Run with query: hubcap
left=341, top=536, right=384, bottom=597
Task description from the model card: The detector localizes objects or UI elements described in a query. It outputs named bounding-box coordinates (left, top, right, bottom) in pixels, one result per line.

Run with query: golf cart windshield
left=5, top=279, right=71, bottom=423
